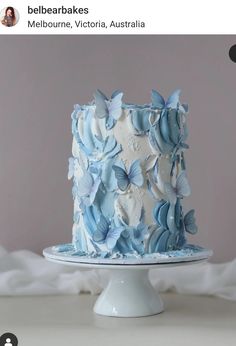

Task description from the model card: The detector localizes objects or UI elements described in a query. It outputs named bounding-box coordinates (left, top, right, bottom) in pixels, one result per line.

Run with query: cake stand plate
left=43, top=246, right=212, bottom=318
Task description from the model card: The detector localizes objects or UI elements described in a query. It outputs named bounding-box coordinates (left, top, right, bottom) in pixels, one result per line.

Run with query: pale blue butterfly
left=184, top=209, right=198, bottom=234
left=164, top=171, right=191, bottom=204
left=132, top=222, right=147, bottom=242
left=77, top=171, right=101, bottom=206
left=71, top=104, right=82, bottom=120
left=94, top=89, right=123, bottom=129
left=93, top=215, right=125, bottom=250
left=68, top=157, right=75, bottom=180
left=73, top=211, right=80, bottom=224
left=151, top=89, right=181, bottom=109
left=112, top=159, right=144, bottom=191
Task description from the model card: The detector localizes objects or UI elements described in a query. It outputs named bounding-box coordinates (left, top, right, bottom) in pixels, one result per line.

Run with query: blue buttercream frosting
left=64, top=89, right=199, bottom=258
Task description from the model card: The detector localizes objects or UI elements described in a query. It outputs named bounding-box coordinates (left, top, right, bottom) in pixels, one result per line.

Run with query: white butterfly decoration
left=94, top=89, right=123, bottom=130
left=164, top=170, right=191, bottom=204
left=68, top=151, right=88, bottom=180
left=145, top=155, right=166, bottom=200
left=144, top=155, right=159, bottom=172
left=76, top=171, right=101, bottom=206
left=68, top=157, right=76, bottom=180
left=147, top=174, right=165, bottom=201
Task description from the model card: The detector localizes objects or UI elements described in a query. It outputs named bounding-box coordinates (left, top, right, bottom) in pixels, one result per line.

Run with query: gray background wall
left=0, top=35, right=235, bottom=262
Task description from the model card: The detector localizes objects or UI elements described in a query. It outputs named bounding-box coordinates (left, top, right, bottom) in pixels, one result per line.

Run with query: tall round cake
left=66, top=89, right=199, bottom=258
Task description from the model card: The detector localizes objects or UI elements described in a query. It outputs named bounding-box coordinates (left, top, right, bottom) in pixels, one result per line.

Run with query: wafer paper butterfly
left=112, top=159, right=144, bottom=191
left=94, top=89, right=123, bottom=129
left=77, top=171, right=101, bottom=206
left=151, top=89, right=184, bottom=110
left=93, top=215, right=125, bottom=250
left=68, top=157, right=76, bottom=180
left=164, top=170, right=191, bottom=204
left=184, top=209, right=198, bottom=234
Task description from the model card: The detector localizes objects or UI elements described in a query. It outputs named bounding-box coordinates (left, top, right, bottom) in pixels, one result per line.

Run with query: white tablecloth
left=0, top=246, right=235, bottom=300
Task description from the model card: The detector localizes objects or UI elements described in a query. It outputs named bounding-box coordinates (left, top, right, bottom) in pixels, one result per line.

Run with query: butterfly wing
left=145, top=155, right=158, bottom=172
left=166, top=203, right=176, bottom=233
left=77, top=172, right=93, bottom=197
left=108, top=91, right=123, bottom=120
left=166, top=89, right=181, bottom=109
left=158, top=201, right=170, bottom=229
left=111, top=89, right=123, bottom=99
left=153, top=200, right=165, bottom=222
left=131, top=109, right=151, bottom=135
left=184, top=209, right=198, bottom=234
left=156, top=229, right=170, bottom=252
left=73, top=211, right=80, bottom=224
left=93, top=215, right=109, bottom=243
left=149, top=111, right=160, bottom=126
left=92, top=230, right=106, bottom=244
left=68, top=157, right=74, bottom=180
left=89, top=175, right=101, bottom=204
left=112, top=165, right=129, bottom=191
left=176, top=171, right=191, bottom=197
left=94, top=89, right=108, bottom=119
left=105, top=115, right=116, bottom=130
left=106, top=227, right=125, bottom=250
left=128, top=160, right=144, bottom=187
left=134, top=222, right=147, bottom=241
left=148, top=226, right=169, bottom=253
left=71, top=104, right=82, bottom=120
left=159, top=110, right=173, bottom=144
left=151, top=89, right=165, bottom=108
left=95, top=89, right=108, bottom=100
left=167, top=109, right=180, bottom=145
left=182, top=103, right=189, bottom=113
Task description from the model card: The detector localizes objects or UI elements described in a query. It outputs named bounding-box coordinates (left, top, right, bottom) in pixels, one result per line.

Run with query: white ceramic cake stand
left=43, top=246, right=212, bottom=318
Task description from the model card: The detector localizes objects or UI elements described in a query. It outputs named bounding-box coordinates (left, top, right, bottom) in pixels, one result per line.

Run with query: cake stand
left=43, top=246, right=212, bottom=318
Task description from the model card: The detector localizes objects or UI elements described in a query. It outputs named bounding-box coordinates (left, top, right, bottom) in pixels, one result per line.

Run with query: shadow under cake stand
left=43, top=246, right=212, bottom=318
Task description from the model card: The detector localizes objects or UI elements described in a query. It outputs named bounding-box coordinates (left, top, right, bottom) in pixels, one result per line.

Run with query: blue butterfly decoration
left=130, top=223, right=148, bottom=255
left=112, top=159, right=144, bottom=191
left=184, top=209, right=198, bottom=234
left=164, top=171, right=191, bottom=204
left=76, top=171, right=101, bottom=206
left=94, top=89, right=123, bottom=130
left=68, top=157, right=75, bottom=180
left=92, top=215, right=125, bottom=250
left=73, top=211, right=80, bottom=224
left=151, top=89, right=188, bottom=111
left=71, top=104, right=82, bottom=120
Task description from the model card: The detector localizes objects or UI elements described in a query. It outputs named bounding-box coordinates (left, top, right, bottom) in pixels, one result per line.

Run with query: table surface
left=0, top=293, right=235, bottom=346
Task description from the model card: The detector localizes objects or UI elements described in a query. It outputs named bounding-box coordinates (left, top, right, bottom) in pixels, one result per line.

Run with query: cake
left=65, top=89, right=199, bottom=258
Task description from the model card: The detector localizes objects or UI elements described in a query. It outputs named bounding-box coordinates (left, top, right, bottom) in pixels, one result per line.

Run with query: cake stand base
left=94, top=268, right=163, bottom=317
left=43, top=246, right=212, bottom=318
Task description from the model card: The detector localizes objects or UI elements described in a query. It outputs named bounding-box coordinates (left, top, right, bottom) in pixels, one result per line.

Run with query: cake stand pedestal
left=93, top=267, right=163, bottom=317
left=43, top=246, right=212, bottom=318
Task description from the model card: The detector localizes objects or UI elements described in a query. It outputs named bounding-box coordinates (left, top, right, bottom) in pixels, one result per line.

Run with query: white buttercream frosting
left=68, top=90, right=197, bottom=257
